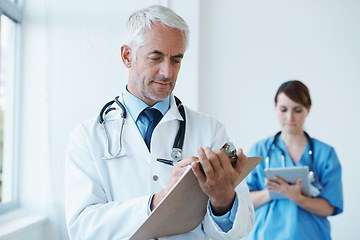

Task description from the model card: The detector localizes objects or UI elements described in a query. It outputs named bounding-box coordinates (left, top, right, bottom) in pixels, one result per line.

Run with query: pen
left=156, top=158, right=174, bottom=166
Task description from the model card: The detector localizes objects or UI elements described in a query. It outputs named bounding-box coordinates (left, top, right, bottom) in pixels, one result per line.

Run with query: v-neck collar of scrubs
left=276, top=136, right=311, bottom=167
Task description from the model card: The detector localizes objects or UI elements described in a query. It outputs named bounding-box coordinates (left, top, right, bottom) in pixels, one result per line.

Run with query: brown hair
left=275, top=80, right=312, bottom=109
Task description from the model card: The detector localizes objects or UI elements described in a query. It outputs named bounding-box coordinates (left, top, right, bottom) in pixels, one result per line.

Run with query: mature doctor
left=65, top=5, right=254, bottom=240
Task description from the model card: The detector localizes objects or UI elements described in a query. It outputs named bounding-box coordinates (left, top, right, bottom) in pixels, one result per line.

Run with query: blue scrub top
left=245, top=134, right=343, bottom=240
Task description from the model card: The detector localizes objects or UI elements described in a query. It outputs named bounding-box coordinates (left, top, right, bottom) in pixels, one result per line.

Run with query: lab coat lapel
left=121, top=114, right=150, bottom=161
left=160, top=95, right=183, bottom=123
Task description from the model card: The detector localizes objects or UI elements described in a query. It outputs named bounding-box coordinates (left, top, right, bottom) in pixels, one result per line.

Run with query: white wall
left=199, top=1, right=360, bottom=239
left=16, top=0, right=359, bottom=239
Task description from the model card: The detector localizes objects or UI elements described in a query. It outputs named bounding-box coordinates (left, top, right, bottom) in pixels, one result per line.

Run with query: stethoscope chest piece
left=171, top=148, right=183, bottom=162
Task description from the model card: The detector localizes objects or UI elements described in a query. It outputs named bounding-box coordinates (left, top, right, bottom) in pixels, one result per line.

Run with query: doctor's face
left=125, top=23, right=186, bottom=106
left=276, top=93, right=310, bottom=135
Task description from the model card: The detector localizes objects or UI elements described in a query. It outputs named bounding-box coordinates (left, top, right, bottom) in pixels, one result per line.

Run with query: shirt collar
left=122, top=86, right=170, bottom=122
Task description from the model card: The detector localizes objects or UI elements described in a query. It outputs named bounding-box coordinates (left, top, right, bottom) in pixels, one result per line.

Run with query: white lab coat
left=65, top=95, right=254, bottom=240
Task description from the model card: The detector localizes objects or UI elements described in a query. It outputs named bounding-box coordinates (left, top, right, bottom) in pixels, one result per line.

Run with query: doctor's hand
left=150, top=156, right=199, bottom=211
left=191, top=147, right=247, bottom=216
left=266, top=176, right=303, bottom=201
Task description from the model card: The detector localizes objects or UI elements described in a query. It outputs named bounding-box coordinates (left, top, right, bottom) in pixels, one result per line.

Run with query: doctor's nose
left=287, top=111, right=295, bottom=121
left=159, top=60, right=173, bottom=79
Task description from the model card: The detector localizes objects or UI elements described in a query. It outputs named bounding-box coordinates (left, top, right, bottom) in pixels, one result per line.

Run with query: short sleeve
left=317, top=147, right=343, bottom=215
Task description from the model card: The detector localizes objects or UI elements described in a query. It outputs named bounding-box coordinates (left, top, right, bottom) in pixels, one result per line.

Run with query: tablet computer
left=264, top=166, right=311, bottom=199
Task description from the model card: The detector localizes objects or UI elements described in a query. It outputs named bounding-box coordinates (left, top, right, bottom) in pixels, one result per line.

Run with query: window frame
left=0, top=0, right=23, bottom=214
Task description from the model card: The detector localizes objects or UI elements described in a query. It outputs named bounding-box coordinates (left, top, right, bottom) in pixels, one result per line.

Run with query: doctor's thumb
left=236, top=148, right=247, bottom=160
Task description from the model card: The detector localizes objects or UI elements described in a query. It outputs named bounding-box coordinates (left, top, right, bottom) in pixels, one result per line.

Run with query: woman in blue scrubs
left=245, top=80, right=343, bottom=240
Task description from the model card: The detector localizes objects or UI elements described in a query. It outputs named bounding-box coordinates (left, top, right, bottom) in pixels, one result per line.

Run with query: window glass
left=0, top=14, right=17, bottom=204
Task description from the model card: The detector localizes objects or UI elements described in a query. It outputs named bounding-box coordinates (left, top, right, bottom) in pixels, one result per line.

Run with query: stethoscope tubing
left=99, top=95, right=186, bottom=162
left=266, top=131, right=317, bottom=181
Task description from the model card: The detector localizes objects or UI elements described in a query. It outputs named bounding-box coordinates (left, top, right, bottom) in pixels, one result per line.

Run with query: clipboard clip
left=220, top=142, right=238, bottom=164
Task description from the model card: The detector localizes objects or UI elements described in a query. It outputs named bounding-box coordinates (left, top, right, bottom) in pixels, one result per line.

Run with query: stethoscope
left=98, top=96, right=186, bottom=162
left=266, top=131, right=322, bottom=190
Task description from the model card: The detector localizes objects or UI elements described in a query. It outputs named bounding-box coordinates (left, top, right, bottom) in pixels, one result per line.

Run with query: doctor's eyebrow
left=150, top=50, right=184, bottom=59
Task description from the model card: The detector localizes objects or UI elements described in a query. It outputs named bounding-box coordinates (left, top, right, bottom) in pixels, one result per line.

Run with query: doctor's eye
left=171, top=57, right=182, bottom=64
left=150, top=57, right=161, bottom=62
left=148, top=52, right=163, bottom=62
left=294, top=107, right=303, bottom=113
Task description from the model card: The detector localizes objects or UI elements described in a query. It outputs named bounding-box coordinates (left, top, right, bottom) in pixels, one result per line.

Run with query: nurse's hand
left=266, top=177, right=335, bottom=216
left=191, top=147, right=247, bottom=216
left=150, top=156, right=199, bottom=211
left=266, top=176, right=303, bottom=201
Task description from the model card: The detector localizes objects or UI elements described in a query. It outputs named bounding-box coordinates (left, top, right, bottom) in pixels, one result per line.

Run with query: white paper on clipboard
left=264, top=166, right=311, bottom=199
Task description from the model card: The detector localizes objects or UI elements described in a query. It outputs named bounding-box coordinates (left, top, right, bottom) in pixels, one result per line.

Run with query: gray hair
left=123, top=5, right=190, bottom=60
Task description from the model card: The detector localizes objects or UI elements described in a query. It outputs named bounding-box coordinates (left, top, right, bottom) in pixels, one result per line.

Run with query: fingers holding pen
left=169, top=156, right=199, bottom=186
left=174, top=155, right=198, bottom=168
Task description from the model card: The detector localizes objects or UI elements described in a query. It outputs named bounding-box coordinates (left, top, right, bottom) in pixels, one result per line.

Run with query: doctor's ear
left=121, top=45, right=132, bottom=68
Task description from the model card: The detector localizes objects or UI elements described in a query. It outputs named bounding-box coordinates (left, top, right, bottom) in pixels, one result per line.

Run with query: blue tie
left=142, top=108, right=163, bottom=150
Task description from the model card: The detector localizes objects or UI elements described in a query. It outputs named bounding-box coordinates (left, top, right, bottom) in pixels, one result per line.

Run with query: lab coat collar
left=161, top=94, right=184, bottom=123
left=103, top=94, right=183, bottom=122
left=103, top=94, right=184, bottom=160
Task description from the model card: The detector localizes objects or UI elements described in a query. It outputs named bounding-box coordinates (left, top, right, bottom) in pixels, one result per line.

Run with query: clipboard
left=130, top=156, right=262, bottom=240
left=264, top=166, right=311, bottom=199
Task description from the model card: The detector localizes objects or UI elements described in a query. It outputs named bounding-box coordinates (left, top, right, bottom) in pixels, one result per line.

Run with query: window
left=0, top=0, right=22, bottom=214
